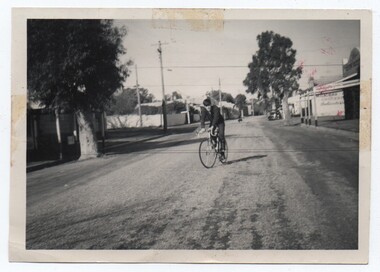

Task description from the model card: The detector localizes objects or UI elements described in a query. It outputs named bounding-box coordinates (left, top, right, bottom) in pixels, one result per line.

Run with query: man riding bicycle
left=198, top=98, right=226, bottom=160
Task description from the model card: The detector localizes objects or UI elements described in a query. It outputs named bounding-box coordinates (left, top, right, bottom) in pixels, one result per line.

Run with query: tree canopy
left=27, top=19, right=129, bottom=112
left=207, top=90, right=235, bottom=104
left=27, top=19, right=130, bottom=159
left=234, top=94, right=247, bottom=110
left=165, top=91, right=183, bottom=101
left=243, top=31, right=302, bottom=100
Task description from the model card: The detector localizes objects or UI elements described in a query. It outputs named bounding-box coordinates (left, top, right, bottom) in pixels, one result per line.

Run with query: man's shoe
left=219, top=152, right=226, bottom=162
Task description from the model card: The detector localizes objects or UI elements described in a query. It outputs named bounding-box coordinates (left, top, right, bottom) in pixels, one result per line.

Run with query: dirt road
left=26, top=116, right=359, bottom=249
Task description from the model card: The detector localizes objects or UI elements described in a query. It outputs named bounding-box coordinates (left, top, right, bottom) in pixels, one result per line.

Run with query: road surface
left=26, top=116, right=359, bottom=249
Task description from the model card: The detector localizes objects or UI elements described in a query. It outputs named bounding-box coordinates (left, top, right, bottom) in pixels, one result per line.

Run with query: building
left=342, top=47, right=360, bottom=119
left=288, top=47, right=360, bottom=124
left=27, top=102, right=104, bottom=162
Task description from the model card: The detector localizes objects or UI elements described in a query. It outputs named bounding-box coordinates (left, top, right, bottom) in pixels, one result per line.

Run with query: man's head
left=203, top=98, right=212, bottom=111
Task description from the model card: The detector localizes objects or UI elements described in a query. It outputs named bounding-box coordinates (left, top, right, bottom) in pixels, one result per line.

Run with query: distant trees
left=141, top=101, right=187, bottom=115
left=243, top=31, right=302, bottom=125
left=171, top=91, right=183, bottom=101
left=207, top=90, right=235, bottom=104
left=107, top=89, right=188, bottom=115
left=234, top=94, right=247, bottom=112
left=107, top=88, right=155, bottom=115
left=164, top=91, right=183, bottom=102
left=27, top=19, right=129, bottom=159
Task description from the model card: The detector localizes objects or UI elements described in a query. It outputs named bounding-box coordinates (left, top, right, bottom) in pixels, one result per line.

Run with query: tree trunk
left=76, top=110, right=98, bottom=160
left=282, top=91, right=291, bottom=126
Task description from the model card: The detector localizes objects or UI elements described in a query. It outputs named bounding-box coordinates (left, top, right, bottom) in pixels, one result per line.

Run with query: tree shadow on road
left=225, top=155, right=267, bottom=165
left=105, top=137, right=203, bottom=155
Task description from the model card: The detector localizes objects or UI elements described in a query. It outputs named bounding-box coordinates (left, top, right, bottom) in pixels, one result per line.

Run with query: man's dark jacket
left=200, top=105, right=225, bottom=128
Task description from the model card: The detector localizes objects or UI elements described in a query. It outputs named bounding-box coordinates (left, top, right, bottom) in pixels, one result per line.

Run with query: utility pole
left=158, top=41, right=168, bottom=132
left=135, top=65, right=143, bottom=127
left=306, top=90, right=311, bottom=125
left=101, top=111, right=106, bottom=154
left=185, top=100, right=191, bottom=124
left=312, top=88, right=318, bottom=127
left=299, top=96, right=303, bottom=123
left=218, top=78, right=222, bottom=105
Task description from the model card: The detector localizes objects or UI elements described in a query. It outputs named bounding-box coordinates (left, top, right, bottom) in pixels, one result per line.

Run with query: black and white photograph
left=9, top=8, right=372, bottom=263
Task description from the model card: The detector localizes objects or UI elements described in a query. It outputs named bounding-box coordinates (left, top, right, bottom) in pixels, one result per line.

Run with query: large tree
left=28, top=19, right=129, bottom=159
left=243, top=31, right=302, bottom=125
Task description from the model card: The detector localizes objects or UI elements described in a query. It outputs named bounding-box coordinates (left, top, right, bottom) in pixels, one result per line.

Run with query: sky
left=116, top=19, right=359, bottom=102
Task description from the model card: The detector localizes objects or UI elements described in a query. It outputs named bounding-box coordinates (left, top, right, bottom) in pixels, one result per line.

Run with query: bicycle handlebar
left=210, top=128, right=219, bottom=137
left=196, top=127, right=219, bottom=137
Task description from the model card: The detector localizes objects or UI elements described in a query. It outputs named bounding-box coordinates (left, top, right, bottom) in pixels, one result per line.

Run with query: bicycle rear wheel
left=219, top=140, right=228, bottom=164
left=199, top=139, right=217, bottom=168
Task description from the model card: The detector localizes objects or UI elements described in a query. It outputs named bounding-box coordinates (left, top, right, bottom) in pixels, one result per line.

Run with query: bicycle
left=198, top=128, right=228, bottom=168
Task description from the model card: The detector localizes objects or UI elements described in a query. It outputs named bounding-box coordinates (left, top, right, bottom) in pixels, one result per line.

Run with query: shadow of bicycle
left=225, top=155, right=267, bottom=165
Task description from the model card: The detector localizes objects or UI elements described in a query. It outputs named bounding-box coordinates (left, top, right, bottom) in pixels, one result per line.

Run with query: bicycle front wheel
left=199, top=139, right=217, bottom=168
